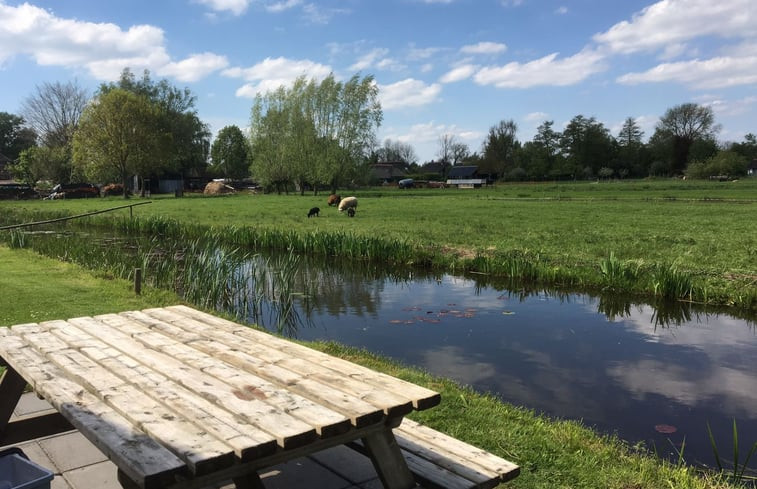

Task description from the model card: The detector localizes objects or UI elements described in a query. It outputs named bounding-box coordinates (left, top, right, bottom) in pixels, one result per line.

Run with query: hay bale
left=204, top=181, right=236, bottom=195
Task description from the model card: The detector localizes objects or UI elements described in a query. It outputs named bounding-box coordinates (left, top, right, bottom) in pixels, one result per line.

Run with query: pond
left=5, top=227, right=756, bottom=472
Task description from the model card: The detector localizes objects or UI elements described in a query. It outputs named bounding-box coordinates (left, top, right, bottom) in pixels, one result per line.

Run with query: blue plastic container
left=0, top=449, right=54, bottom=489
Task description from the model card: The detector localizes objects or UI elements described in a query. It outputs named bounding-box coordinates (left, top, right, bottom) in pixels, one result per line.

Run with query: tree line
left=414, top=106, right=755, bottom=182
left=2, top=71, right=755, bottom=196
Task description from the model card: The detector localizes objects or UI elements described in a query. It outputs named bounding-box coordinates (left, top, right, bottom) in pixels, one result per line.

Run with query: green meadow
left=1, top=178, right=755, bottom=311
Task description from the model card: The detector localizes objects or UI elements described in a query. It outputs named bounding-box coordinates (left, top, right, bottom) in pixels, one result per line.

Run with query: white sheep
left=338, top=196, right=358, bottom=213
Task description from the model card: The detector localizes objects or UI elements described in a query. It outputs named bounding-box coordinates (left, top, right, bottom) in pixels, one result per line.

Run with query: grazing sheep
left=307, top=207, right=320, bottom=218
left=347, top=208, right=355, bottom=217
left=327, top=194, right=341, bottom=206
left=338, top=196, right=357, bottom=213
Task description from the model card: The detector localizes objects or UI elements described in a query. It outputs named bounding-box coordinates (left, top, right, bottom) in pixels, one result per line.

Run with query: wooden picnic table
left=0, top=305, right=441, bottom=489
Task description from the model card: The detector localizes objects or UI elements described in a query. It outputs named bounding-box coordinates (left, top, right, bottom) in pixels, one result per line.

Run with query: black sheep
left=307, top=207, right=320, bottom=218
left=347, top=208, right=355, bottom=217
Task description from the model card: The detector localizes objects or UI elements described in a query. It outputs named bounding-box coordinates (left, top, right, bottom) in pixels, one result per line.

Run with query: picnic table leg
left=0, top=364, right=27, bottom=436
left=362, top=426, right=416, bottom=489
left=232, top=471, right=266, bottom=489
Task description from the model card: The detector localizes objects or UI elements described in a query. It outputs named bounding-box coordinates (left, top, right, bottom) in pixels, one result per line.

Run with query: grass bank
left=1, top=179, right=755, bottom=312
left=0, top=245, right=732, bottom=488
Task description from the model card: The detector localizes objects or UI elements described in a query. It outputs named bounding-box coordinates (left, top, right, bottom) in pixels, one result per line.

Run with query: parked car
left=398, top=178, right=414, bottom=189
left=0, top=183, right=38, bottom=200
left=47, top=183, right=100, bottom=199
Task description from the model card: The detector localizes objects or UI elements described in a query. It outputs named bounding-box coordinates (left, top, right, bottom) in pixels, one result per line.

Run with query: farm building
left=446, top=165, right=486, bottom=188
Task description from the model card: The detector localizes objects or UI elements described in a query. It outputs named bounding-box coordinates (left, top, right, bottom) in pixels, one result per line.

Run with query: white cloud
left=378, top=79, right=442, bottom=110
left=223, top=56, right=332, bottom=98
left=159, top=53, right=229, bottom=82
left=388, top=121, right=481, bottom=145
left=0, top=3, right=230, bottom=81
left=439, top=64, right=477, bottom=83
left=524, top=111, right=548, bottom=122
left=350, top=48, right=402, bottom=72
left=474, top=48, right=606, bottom=88
left=695, top=95, right=757, bottom=117
left=265, top=0, right=302, bottom=13
left=555, top=6, right=568, bottom=15
left=407, top=46, right=442, bottom=61
left=194, top=0, right=251, bottom=16
left=617, top=55, right=757, bottom=89
left=460, top=41, right=507, bottom=55
left=301, top=3, right=347, bottom=24
left=593, top=0, right=756, bottom=55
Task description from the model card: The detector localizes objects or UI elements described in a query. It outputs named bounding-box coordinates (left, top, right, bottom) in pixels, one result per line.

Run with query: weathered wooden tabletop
left=0, top=305, right=440, bottom=489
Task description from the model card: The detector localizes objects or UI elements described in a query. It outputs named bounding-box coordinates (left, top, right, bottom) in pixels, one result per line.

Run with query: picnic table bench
left=0, top=305, right=519, bottom=488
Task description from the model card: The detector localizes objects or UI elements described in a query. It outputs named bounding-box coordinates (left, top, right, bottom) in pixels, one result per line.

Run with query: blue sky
left=1, top=0, right=755, bottom=162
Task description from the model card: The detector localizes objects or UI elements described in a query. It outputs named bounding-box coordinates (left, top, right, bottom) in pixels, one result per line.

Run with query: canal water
left=5, top=227, right=756, bottom=471
left=249, top=256, right=757, bottom=471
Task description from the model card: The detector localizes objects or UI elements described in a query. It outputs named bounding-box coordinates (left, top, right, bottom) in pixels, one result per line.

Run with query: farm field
left=2, top=179, right=755, bottom=311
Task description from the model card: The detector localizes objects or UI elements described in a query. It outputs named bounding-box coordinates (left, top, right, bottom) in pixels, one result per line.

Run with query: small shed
left=371, top=161, right=407, bottom=184
left=446, top=165, right=486, bottom=188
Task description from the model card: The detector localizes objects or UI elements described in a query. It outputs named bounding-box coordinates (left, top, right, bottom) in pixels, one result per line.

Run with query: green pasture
left=0, top=245, right=734, bottom=488
left=2, top=178, right=755, bottom=310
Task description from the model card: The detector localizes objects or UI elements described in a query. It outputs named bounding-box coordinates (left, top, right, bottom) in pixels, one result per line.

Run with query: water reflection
left=256, top=254, right=756, bottom=469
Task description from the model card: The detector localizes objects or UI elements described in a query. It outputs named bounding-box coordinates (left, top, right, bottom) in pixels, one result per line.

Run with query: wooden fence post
left=134, top=268, right=142, bottom=295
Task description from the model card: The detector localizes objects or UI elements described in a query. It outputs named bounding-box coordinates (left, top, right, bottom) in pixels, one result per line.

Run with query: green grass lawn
left=2, top=178, right=755, bottom=310
left=0, top=244, right=734, bottom=488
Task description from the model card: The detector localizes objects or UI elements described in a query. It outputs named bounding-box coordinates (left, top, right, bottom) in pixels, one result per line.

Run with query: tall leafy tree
left=101, top=69, right=211, bottom=180
left=0, top=112, right=36, bottom=161
left=250, top=73, right=382, bottom=194
left=559, top=115, right=616, bottom=178
left=655, top=103, right=719, bottom=173
left=72, top=89, right=170, bottom=197
left=480, top=119, right=519, bottom=180
left=617, top=117, right=650, bottom=177
left=12, top=146, right=70, bottom=186
left=729, top=133, right=757, bottom=161
left=210, top=125, right=250, bottom=180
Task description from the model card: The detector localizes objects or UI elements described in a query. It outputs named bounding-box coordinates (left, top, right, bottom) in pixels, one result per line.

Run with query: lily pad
left=654, top=424, right=677, bottom=434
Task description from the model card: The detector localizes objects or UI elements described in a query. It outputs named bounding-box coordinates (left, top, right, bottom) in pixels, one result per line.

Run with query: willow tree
left=250, top=73, right=382, bottom=194
left=72, top=89, right=169, bottom=196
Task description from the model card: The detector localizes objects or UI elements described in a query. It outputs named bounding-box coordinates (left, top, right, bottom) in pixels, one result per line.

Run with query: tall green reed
left=707, top=419, right=757, bottom=485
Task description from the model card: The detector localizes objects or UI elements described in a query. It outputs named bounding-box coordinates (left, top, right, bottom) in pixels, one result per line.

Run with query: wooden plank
left=145, top=311, right=413, bottom=418
left=68, top=315, right=318, bottom=450
left=396, top=419, right=519, bottom=484
left=17, top=328, right=235, bottom=476
left=45, top=318, right=278, bottom=460
left=151, top=306, right=441, bottom=414
left=117, top=309, right=385, bottom=429
left=117, top=310, right=354, bottom=437
left=0, top=333, right=186, bottom=489
left=162, top=305, right=441, bottom=410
